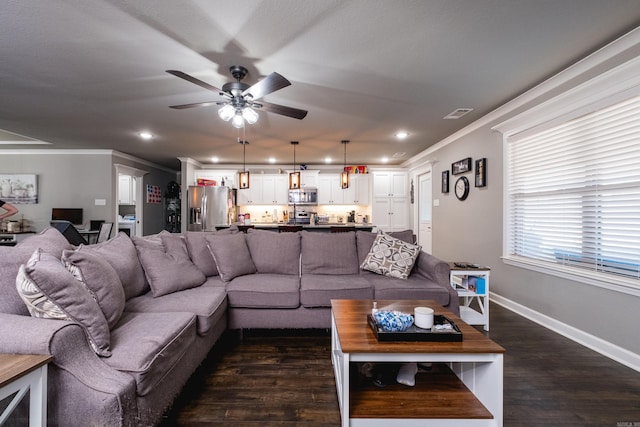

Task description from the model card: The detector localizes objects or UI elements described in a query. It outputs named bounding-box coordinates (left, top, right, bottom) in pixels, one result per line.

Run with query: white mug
left=414, top=307, right=434, bottom=329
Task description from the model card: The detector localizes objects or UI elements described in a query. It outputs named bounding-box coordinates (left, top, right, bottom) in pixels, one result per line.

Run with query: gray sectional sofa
left=0, top=226, right=456, bottom=426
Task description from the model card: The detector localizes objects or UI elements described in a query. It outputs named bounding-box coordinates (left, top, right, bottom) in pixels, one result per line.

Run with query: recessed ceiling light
left=444, top=108, right=473, bottom=120
left=138, top=131, right=153, bottom=140
left=395, top=131, right=409, bottom=139
left=211, top=156, right=219, bottom=163
left=325, top=157, right=332, bottom=164
left=381, top=157, right=389, bottom=163
left=268, top=157, right=276, bottom=164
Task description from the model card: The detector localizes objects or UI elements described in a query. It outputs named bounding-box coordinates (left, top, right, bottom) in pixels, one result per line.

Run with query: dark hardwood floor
left=160, top=303, right=640, bottom=426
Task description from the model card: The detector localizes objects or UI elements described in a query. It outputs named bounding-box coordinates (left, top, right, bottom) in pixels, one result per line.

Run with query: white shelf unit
left=450, top=265, right=490, bottom=331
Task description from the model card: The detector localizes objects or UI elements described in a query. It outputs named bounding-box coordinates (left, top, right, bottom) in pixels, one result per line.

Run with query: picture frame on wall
left=441, top=170, right=449, bottom=193
left=452, top=157, right=472, bottom=175
left=475, top=158, right=487, bottom=187
left=0, top=174, right=38, bottom=204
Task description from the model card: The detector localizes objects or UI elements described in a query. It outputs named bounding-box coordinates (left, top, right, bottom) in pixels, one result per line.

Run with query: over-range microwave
left=288, top=187, right=318, bottom=206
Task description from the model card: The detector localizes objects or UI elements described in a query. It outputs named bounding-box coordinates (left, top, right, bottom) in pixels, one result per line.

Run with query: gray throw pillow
left=62, top=249, right=126, bottom=329
left=361, top=232, right=422, bottom=279
left=79, top=232, right=148, bottom=299
left=16, top=249, right=112, bottom=357
left=133, top=234, right=206, bottom=297
left=185, top=231, right=219, bottom=276
left=246, top=229, right=301, bottom=275
left=205, top=233, right=257, bottom=282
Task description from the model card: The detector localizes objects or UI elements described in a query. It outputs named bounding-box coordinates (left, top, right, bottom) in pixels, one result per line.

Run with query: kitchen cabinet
left=372, top=171, right=408, bottom=198
left=261, top=175, right=288, bottom=204
left=317, top=174, right=344, bottom=204
left=237, top=174, right=288, bottom=205
left=236, top=176, right=264, bottom=205
left=342, top=174, right=370, bottom=205
left=372, top=196, right=410, bottom=232
left=371, top=171, right=409, bottom=231
left=300, top=171, right=318, bottom=188
left=118, top=175, right=136, bottom=205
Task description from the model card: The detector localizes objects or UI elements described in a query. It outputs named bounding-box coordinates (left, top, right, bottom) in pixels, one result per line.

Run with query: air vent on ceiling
left=444, top=108, right=473, bottom=120
left=392, top=152, right=406, bottom=158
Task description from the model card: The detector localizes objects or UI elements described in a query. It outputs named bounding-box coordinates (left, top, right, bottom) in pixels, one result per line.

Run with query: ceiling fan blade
left=242, top=72, right=291, bottom=100
left=166, top=70, right=225, bottom=94
left=169, top=101, right=223, bottom=110
left=257, top=101, right=308, bottom=120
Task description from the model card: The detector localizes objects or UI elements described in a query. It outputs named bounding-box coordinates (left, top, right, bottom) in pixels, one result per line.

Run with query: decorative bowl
left=373, top=310, right=414, bottom=332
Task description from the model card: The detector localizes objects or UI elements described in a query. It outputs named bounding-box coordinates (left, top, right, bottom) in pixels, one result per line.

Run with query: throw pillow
left=79, top=232, right=148, bottom=299
left=16, top=249, right=112, bottom=357
left=132, top=234, right=206, bottom=297
left=360, top=232, right=422, bottom=279
left=185, top=231, right=219, bottom=276
left=246, top=229, right=301, bottom=275
left=62, top=249, right=126, bottom=329
left=205, top=233, right=257, bottom=282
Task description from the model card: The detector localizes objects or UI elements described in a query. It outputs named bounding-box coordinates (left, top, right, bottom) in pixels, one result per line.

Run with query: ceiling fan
left=166, top=65, right=308, bottom=128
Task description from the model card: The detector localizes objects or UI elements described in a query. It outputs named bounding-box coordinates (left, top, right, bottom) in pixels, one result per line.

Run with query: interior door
left=418, top=172, right=432, bottom=252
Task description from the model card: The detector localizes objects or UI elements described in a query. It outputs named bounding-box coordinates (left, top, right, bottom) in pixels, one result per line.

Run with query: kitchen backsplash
left=237, top=204, right=372, bottom=224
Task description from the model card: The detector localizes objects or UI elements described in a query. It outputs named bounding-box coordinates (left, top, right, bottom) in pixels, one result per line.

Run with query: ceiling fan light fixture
left=242, top=107, right=259, bottom=124
left=231, top=113, right=245, bottom=129
left=218, top=104, right=235, bottom=121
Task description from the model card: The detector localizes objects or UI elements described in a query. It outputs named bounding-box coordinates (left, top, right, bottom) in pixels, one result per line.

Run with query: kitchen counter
left=216, top=223, right=375, bottom=232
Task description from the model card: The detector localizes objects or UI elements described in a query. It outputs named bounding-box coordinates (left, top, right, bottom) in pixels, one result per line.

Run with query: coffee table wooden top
left=331, top=299, right=505, bottom=354
left=0, top=354, right=52, bottom=388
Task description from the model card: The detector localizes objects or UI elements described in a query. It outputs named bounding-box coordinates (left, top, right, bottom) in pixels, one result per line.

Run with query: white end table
left=0, top=354, right=52, bottom=427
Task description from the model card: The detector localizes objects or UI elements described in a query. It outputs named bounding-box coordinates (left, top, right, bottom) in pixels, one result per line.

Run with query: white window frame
left=493, top=56, right=640, bottom=297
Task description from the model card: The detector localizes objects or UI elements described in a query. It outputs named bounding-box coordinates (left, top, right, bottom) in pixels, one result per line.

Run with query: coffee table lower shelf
left=350, top=363, right=492, bottom=420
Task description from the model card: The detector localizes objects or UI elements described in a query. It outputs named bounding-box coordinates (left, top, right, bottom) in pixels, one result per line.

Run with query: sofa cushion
left=62, top=249, right=126, bottom=329
left=133, top=234, right=206, bottom=297
left=300, top=231, right=359, bottom=275
left=361, top=232, right=422, bottom=279
left=16, top=249, right=112, bottom=356
left=0, top=228, right=72, bottom=316
left=300, top=274, right=373, bottom=308
left=184, top=231, right=219, bottom=276
left=364, top=271, right=451, bottom=307
left=246, top=229, right=301, bottom=275
left=356, top=230, right=414, bottom=266
left=125, top=284, right=227, bottom=336
left=79, top=232, right=149, bottom=300
left=104, top=311, right=196, bottom=396
left=205, top=233, right=257, bottom=282
left=226, top=274, right=300, bottom=308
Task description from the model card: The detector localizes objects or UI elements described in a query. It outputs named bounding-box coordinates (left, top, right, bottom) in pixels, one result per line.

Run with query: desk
left=0, top=354, right=52, bottom=427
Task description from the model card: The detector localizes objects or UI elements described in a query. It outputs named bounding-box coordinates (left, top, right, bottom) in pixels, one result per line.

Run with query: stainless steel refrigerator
left=187, top=186, right=236, bottom=231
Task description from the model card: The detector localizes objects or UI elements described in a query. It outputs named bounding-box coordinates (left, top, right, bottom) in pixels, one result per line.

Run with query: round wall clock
left=455, top=176, right=470, bottom=201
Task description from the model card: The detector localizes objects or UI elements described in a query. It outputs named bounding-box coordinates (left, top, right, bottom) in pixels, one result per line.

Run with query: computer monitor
left=51, top=208, right=83, bottom=226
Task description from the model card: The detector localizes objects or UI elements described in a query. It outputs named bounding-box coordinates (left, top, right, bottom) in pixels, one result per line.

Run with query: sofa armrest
left=414, top=251, right=450, bottom=287
left=0, top=313, right=136, bottom=395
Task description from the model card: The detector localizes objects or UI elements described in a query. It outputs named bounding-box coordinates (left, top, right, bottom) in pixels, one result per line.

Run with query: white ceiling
left=1, top=0, right=639, bottom=170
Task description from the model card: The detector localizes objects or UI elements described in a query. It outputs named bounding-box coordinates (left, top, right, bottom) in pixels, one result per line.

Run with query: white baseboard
left=491, top=293, right=640, bottom=372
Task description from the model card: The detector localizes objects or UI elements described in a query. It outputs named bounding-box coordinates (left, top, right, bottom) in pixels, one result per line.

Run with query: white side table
left=449, top=263, right=491, bottom=331
left=0, top=354, right=52, bottom=427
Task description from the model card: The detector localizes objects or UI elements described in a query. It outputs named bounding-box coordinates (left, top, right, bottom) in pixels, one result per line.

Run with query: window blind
left=507, top=95, right=640, bottom=282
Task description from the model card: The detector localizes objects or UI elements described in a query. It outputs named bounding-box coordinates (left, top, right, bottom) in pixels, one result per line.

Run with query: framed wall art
left=0, top=174, right=38, bottom=204
left=475, top=158, right=487, bottom=187
left=441, top=170, right=449, bottom=193
left=452, top=157, right=472, bottom=175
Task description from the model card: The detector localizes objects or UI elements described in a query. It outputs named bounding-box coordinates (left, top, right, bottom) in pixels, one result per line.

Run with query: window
left=505, top=95, right=640, bottom=287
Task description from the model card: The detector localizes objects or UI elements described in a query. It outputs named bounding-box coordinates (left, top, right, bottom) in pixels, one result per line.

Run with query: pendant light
left=340, top=140, right=350, bottom=189
left=238, top=139, right=250, bottom=189
left=289, top=141, right=300, bottom=189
